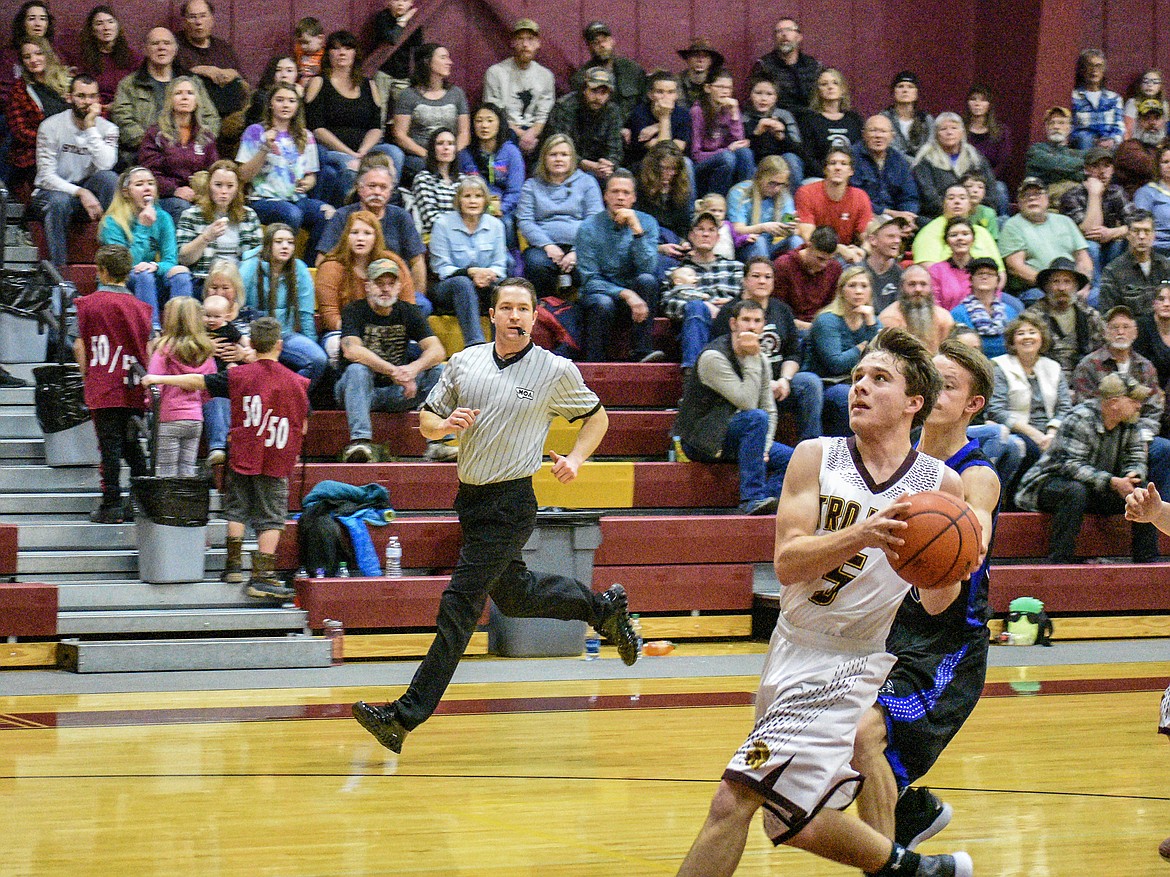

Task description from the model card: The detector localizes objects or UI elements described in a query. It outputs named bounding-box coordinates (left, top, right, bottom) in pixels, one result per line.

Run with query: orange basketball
left=891, top=490, right=982, bottom=590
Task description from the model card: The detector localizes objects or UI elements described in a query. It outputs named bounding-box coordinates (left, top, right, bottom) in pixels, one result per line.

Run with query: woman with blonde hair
left=147, top=297, right=216, bottom=476
left=727, top=154, right=798, bottom=261
left=800, top=67, right=864, bottom=169
left=138, top=75, right=219, bottom=223
left=804, top=265, right=881, bottom=435
left=315, top=209, right=419, bottom=360
left=912, top=112, right=997, bottom=219
left=517, top=132, right=603, bottom=296
left=429, top=175, right=507, bottom=347
left=98, top=166, right=193, bottom=325
left=176, top=160, right=261, bottom=296
left=5, top=36, right=69, bottom=200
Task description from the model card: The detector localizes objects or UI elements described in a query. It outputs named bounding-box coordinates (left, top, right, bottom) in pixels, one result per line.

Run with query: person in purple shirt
left=691, top=69, right=754, bottom=197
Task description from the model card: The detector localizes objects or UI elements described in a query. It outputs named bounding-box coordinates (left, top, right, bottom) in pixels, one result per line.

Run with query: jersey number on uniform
left=88, top=334, right=138, bottom=382
left=809, top=552, right=868, bottom=606
left=242, top=394, right=290, bottom=449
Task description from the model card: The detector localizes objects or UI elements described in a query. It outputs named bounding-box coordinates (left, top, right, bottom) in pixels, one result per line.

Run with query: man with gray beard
left=1115, top=99, right=1166, bottom=197
left=877, top=264, right=953, bottom=353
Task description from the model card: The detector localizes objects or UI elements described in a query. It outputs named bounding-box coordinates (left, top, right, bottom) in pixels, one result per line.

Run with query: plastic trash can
left=488, top=509, right=602, bottom=657
left=132, top=475, right=211, bottom=583
left=33, top=364, right=100, bottom=466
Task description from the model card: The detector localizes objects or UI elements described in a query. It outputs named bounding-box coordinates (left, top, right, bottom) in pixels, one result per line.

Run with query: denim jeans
left=431, top=275, right=486, bottom=346
left=335, top=361, right=444, bottom=441
left=694, top=147, right=755, bottom=197
left=581, top=272, right=659, bottom=361
left=683, top=408, right=793, bottom=503
left=736, top=233, right=802, bottom=263
left=522, top=245, right=576, bottom=298
left=680, top=299, right=715, bottom=368
left=203, top=395, right=230, bottom=450
left=28, top=170, right=119, bottom=266
left=780, top=371, right=824, bottom=442
left=127, top=268, right=194, bottom=328
left=822, top=382, right=853, bottom=437
left=278, top=331, right=328, bottom=389
left=158, top=196, right=193, bottom=227
left=252, top=196, right=333, bottom=257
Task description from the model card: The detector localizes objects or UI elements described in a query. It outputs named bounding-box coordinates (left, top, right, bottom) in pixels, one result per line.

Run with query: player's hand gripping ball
left=891, top=490, right=982, bottom=590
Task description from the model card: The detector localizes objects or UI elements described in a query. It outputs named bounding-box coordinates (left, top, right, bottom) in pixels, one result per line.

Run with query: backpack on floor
left=297, top=501, right=358, bottom=577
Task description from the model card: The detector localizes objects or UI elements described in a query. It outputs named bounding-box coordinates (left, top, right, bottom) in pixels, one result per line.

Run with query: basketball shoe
left=896, top=786, right=954, bottom=850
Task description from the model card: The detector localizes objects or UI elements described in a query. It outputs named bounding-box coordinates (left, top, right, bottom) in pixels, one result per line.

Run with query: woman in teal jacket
left=238, top=223, right=326, bottom=387
left=97, top=166, right=193, bottom=326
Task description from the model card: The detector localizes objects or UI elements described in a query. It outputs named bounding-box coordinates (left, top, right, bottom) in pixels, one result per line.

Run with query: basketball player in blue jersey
left=850, top=338, right=1001, bottom=851
left=676, top=328, right=974, bottom=877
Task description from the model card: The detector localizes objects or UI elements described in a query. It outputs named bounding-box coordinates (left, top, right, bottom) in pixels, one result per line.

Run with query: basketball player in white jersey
left=1122, top=482, right=1170, bottom=862
left=676, top=327, right=974, bottom=877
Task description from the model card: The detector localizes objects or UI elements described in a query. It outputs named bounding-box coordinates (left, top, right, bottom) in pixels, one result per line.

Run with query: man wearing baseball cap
left=1015, top=369, right=1159, bottom=564
left=1058, top=146, right=1129, bottom=290
left=1001, top=177, right=1093, bottom=302
left=1024, top=106, right=1085, bottom=193
left=483, top=19, right=555, bottom=157
left=569, top=22, right=647, bottom=122
left=545, top=65, right=624, bottom=183
left=1115, top=98, right=1167, bottom=196
left=335, top=258, right=448, bottom=463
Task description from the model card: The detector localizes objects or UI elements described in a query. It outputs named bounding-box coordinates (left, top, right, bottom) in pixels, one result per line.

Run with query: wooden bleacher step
left=58, top=635, right=331, bottom=673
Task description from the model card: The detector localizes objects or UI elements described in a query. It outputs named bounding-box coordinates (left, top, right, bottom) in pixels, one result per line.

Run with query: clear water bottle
left=295, top=565, right=308, bottom=580
left=385, top=536, right=403, bottom=578
left=323, top=618, right=344, bottom=664
left=631, top=613, right=644, bottom=658
left=337, top=561, right=350, bottom=578
left=584, top=628, right=601, bottom=660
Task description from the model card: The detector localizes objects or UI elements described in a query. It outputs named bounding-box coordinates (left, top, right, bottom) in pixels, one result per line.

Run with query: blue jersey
left=896, top=439, right=998, bottom=635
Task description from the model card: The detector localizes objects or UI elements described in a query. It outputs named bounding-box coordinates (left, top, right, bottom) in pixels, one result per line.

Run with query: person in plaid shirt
left=1016, top=371, right=1159, bottom=562
left=661, top=211, right=744, bottom=320
left=1069, top=50, right=1125, bottom=150
left=175, top=160, right=262, bottom=297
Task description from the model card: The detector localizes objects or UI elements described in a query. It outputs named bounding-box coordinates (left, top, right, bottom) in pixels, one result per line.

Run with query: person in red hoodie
left=73, top=244, right=153, bottom=524
left=144, top=315, right=309, bottom=600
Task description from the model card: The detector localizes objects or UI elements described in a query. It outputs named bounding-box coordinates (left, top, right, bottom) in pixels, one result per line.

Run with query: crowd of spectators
left=3, top=4, right=1170, bottom=542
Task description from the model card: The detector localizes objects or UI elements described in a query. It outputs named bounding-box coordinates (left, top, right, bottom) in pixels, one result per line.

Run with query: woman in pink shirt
left=691, top=69, right=755, bottom=197
left=928, top=216, right=978, bottom=309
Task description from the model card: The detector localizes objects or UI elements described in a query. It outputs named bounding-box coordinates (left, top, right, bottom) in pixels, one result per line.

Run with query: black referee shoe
left=895, top=787, right=953, bottom=851
left=597, top=584, right=640, bottom=666
left=352, top=701, right=408, bottom=753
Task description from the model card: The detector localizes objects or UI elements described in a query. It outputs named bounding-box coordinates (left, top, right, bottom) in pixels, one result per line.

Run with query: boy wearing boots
left=144, top=316, right=309, bottom=599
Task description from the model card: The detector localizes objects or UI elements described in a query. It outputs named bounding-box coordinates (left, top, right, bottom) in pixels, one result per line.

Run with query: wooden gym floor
left=2, top=645, right=1169, bottom=876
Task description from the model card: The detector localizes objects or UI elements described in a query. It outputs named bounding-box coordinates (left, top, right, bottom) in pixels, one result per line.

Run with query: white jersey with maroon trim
left=778, top=436, right=945, bottom=646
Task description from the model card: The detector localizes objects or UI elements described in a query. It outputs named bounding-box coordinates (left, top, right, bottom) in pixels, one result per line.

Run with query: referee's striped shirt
left=422, top=342, right=602, bottom=485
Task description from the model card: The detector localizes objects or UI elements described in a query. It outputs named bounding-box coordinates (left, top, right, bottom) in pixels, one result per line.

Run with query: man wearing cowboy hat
left=676, top=37, right=724, bottom=108
left=483, top=19, right=555, bottom=157
left=1001, top=176, right=1094, bottom=303
left=569, top=22, right=646, bottom=123
left=750, top=18, right=823, bottom=111
left=1024, top=256, right=1105, bottom=375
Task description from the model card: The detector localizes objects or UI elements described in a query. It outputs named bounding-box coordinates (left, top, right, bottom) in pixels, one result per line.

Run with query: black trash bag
left=32, top=364, right=89, bottom=434
left=0, top=267, right=57, bottom=328
left=131, top=475, right=211, bottom=527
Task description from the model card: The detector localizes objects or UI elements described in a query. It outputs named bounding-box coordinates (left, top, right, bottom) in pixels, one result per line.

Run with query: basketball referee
left=353, top=277, right=641, bottom=754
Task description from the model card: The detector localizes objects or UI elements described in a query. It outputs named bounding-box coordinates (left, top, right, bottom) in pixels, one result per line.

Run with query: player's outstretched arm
left=1126, top=483, right=1170, bottom=533
left=773, top=440, right=911, bottom=584
left=141, top=373, right=207, bottom=391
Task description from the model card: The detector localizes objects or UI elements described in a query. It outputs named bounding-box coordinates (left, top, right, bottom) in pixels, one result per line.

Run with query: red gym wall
left=43, top=0, right=1163, bottom=184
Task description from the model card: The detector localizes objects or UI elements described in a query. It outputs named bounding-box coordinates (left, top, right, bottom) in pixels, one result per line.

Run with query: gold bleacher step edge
left=343, top=631, right=490, bottom=659
left=641, top=614, right=752, bottom=639
left=0, top=641, right=58, bottom=668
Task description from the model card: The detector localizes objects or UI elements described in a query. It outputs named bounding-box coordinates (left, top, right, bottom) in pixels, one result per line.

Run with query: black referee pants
left=395, top=477, right=606, bottom=730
